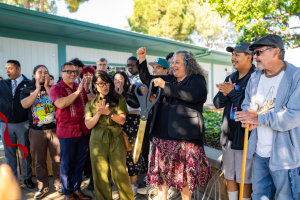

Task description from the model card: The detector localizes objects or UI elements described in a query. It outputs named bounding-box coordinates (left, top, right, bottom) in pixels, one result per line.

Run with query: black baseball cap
left=249, top=34, right=284, bottom=51
left=226, top=42, right=252, bottom=54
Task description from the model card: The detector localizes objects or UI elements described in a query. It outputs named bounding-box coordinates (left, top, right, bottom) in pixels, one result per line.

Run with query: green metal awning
left=0, top=2, right=232, bottom=65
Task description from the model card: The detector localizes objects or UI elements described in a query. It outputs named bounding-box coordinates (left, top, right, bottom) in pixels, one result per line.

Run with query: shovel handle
left=239, top=123, right=250, bottom=200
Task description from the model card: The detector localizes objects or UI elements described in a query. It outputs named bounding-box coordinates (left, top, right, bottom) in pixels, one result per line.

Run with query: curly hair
left=80, top=65, right=96, bottom=79
left=171, top=50, right=205, bottom=77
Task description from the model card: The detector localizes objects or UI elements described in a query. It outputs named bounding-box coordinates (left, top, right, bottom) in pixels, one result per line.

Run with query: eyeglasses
left=62, top=70, right=78, bottom=75
left=253, top=47, right=273, bottom=57
left=95, top=82, right=111, bottom=87
left=126, top=64, right=135, bottom=67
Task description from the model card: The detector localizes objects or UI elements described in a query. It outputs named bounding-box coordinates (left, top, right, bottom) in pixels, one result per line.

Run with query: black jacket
left=122, top=84, right=141, bottom=108
left=213, top=65, right=256, bottom=150
left=137, top=60, right=207, bottom=146
left=0, top=75, right=33, bottom=123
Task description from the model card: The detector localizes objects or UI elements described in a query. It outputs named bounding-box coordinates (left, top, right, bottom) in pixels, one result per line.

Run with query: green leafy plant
left=203, top=109, right=222, bottom=149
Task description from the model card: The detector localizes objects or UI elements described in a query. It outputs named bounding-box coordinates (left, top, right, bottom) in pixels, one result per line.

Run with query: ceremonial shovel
left=239, top=123, right=250, bottom=200
left=133, top=79, right=161, bottom=164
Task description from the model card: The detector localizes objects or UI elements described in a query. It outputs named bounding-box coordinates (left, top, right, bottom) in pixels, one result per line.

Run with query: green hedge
left=203, top=109, right=223, bottom=150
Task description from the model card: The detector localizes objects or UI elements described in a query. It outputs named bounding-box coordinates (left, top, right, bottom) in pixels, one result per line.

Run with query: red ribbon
left=0, top=112, right=28, bottom=159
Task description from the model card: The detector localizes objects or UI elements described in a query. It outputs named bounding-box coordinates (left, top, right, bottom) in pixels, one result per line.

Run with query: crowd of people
left=0, top=34, right=299, bottom=200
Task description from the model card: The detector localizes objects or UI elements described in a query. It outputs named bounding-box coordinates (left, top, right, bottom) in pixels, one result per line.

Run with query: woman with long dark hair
left=114, top=71, right=143, bottom=195
left=20, top=65, right=61, bottom=198
left=136, top=47, right=211, bottom=200
left=84, top=70, right=134, bottom=200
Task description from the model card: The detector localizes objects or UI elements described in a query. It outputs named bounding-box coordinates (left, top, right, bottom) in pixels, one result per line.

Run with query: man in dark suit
left=0, top=60, right=35, bottom=188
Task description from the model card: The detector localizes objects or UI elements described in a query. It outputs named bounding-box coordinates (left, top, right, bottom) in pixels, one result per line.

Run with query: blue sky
left=56, top=0, right=300, bottom=67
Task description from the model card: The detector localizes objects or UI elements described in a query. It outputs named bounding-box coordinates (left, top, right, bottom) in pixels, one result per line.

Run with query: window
left=204, top=71, right=209, bottom=90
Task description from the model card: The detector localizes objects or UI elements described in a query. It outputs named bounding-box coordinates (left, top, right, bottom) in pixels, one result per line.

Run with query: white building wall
left=146, top=55, right=160, bottom=74
left=213, top=64, right=233, bottom=98
left=0, top=37, right=58, bottom=81
left=199, top=62, right=212, bottom=103
left=66, top=45, right=132, bottom=65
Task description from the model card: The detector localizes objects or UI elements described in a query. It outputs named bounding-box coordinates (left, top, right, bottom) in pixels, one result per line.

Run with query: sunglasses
left=253, top=47, right=273, bottom=57
left=62, top=70, right=78, bottom=75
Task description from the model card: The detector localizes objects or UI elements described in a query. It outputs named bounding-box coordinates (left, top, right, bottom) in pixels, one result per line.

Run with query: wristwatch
left=108, top=110, right=114, bottom=118
left=85, top=89, right=91, bottom=94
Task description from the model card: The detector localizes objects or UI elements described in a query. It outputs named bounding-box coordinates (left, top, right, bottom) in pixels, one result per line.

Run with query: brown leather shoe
left=73, top=190, right=92, bottom=200
left=64, top=194, right=76, bottom=200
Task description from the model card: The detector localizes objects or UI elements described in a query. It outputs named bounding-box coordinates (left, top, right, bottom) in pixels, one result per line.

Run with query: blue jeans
left=59, top=133, right=90, bottom=195
left=252, top=153, right=299, bottom=200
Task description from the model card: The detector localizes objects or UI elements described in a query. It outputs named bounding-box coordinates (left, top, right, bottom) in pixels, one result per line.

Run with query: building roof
left=0, top=2, right=232, bottom=65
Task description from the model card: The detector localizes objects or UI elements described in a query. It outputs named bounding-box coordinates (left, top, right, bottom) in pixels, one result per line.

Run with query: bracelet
left=108, top=110, right=114, bottom=118
left=85, top=89, right=91, bottom=94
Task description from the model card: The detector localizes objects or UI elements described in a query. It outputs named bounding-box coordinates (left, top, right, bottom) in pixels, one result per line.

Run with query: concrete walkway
left=0, top=140, right=150, bottom=200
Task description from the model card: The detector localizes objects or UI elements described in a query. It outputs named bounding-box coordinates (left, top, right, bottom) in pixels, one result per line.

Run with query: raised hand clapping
left=97, top=99, right=110, bottom=115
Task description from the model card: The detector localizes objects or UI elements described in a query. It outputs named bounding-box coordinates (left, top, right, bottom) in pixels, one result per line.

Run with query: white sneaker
left=167, top=187, right=180, bottom=199
left=150, top=187, right=180, bottom=200
left=137, top=185, right=156, bottom=195
left=131, top=184, right=138, bottom=196
left=34, top=187, right=49, bottom=198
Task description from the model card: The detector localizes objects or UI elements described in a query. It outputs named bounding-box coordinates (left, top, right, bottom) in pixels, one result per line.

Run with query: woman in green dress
left=84, top=70, right=134, bottom=200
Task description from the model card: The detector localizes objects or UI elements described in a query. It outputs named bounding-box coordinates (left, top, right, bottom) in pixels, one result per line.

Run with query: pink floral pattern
left=146, top=137, right=211, bottom=192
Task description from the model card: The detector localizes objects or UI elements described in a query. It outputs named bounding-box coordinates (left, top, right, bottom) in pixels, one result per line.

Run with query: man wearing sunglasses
left=235, top=34, right=300, bottom=200
left=49, top=62, right=94, bottom=200
left=214, top=42, right=255, bottom=200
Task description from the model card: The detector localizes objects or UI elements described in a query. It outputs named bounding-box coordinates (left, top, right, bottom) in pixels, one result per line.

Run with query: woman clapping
left=114, top=71, right=143, bottom=196
left=84, top=70, right=134, bottom=200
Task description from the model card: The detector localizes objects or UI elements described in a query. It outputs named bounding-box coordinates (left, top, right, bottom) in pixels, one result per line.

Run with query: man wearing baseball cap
left=149, top=58, right=170, bottom=76
left=235, top=34, right=300, bottom=199
left=137, top=58, right=180, bottom=199
left=214, top=42, right=255, bottom=200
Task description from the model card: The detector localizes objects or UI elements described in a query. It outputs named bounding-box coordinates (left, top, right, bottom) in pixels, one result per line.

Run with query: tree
left=64, top=0, right=88, bottom=12
left=1, top=0, right=88, bottom=14
left=128, top=0, right=239, bottom=49
left=2, top=0, right=57, bottom=13
left=208, top=0, right=300, bottom=48
left=189, top=2, right=239, bottom=49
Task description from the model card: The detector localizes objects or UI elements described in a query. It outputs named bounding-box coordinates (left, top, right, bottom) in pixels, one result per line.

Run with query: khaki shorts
left=221, top=140, right=253, bottom=184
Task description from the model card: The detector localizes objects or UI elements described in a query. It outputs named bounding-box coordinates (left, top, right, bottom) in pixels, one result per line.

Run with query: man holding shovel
left=235, top=34, right=300, bottom=200
left=214, top=42, right=255, bottom=200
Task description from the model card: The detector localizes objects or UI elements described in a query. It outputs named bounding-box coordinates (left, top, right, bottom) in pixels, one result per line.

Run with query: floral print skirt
left=146, top=137, right=211, bottom=192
